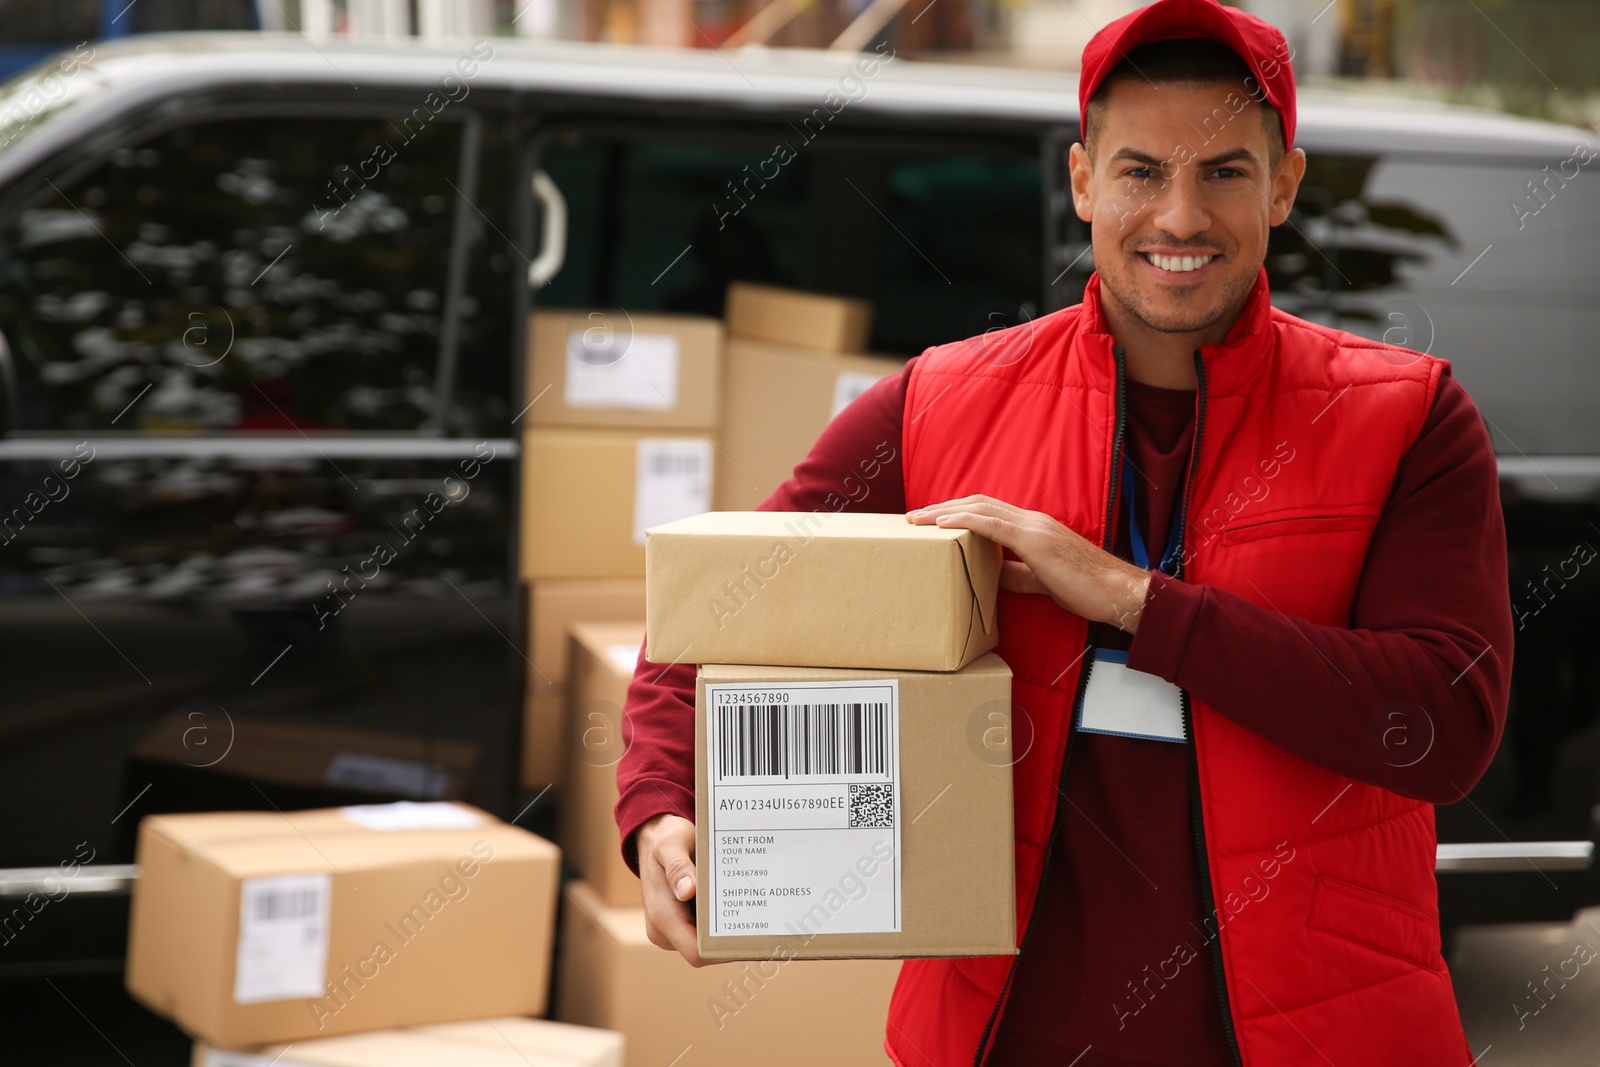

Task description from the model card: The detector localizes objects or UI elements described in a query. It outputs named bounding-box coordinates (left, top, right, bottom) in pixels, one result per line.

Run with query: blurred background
left=0, top=0, right=1596, bottom=124
left=0, top=1, right=1596, bottom=1065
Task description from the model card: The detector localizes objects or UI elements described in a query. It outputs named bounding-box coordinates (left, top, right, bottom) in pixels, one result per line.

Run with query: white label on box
left=830, top=371, right=886, bottom=419
left=338, top=801, right=483, bottom=832
left=324, top=752, right=451, bottom=799
left=704, top=680, right=902, bottom=938
left=565, top=329, right=679, bottom=411
left=607, top=642, right=642, bottom=675
left=634, top=438, right=712, bottom=546
left=233, top=872, right=331, bottom=1004
left=204, top=1052, right=317, bottom=1067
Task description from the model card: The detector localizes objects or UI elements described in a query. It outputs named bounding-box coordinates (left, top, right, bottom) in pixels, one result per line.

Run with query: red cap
left=1079, top=0, right=1296, bottom=151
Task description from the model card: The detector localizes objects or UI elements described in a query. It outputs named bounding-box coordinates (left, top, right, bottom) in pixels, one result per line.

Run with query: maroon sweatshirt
left=615, top=359, right=1511, bottom=1066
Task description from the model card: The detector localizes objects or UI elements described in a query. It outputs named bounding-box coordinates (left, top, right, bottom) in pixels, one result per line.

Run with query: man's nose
left=1151, top=171, right=1212, bottom=241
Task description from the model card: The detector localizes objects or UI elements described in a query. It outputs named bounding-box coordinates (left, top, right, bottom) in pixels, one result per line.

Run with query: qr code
left=848, top=783, right=894, bottom=828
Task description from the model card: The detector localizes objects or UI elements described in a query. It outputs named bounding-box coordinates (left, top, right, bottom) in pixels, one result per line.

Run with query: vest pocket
left=1307, top=874, right=1443, bottom=972
left=1216, top=506, right=1380, bottom=547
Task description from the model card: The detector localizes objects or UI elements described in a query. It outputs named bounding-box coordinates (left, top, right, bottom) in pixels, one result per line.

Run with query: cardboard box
left=725, top=283, right=872, bottom=353
left=644, top=511, right=999, bottom=672
left=693, top=655, right=1016, bottom=960
left=527, top=310, right=722, bottom=430
left=522, top=579, right=647, bottom=788
left=521, top=428, right=715, bottom=580
left=127, top=802, right=560, bottom=1047
left=557, top=880, right=900, bottom=1067
left=714, top=340, right=904, bottom=511
left=559, top=622, right=646, bottom=906
left=118, top=713, right=479, bottom=857
left=195, top=1017, right=623, bottom=1067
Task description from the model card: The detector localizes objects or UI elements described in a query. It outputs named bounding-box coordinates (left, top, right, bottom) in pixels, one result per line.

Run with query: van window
left=0, top=113, right=466, bottom=433
left=1269, top=150, right=1600, bottom=456
left=536, top=133, right=1041, bottom=356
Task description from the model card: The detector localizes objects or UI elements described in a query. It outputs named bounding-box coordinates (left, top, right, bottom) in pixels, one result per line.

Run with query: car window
left=537, top=133, right=1041, bottom=356
left=1270, top=150, right=1600, bottom=456
left=0, top=113, right=466, bottom=433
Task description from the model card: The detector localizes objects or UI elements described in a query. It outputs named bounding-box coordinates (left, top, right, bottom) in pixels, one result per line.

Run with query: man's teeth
left=1145, top=253, right=1214, bottom=273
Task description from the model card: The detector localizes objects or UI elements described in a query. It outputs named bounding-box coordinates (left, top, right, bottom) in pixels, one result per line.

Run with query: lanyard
left=1122, top=452, right=1183, bottom=576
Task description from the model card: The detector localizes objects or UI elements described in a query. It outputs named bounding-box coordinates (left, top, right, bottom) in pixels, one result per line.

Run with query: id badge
left=1075, top=648, right=1188, bottom=744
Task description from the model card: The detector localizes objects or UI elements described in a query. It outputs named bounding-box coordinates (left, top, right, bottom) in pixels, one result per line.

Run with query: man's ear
left=1269, top=147, right=1307, bottom=227
left=1069, top=142, right=1094, bottom=224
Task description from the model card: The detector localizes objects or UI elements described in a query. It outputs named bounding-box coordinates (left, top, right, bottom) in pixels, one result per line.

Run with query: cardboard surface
left=521, top=429, right=715, bottom=580
left=559, top=622, right=647, bottom=907
left=420, top=1017, right=624, bottom=1066
left=522, top=579, right=647, bottom=787
left=724, top=283, right=872, bottom=353
left=128, top=803, right=560, bottom=1048
left=693, top=656, right=1016, bottom=960
left=556, top=880, right=900, bottom=1067
left=645, top=511, right=1000, bottom=671
left=197, top=1017, right=624, bottom=1067
left=527, top=310, right=722, bottom=430
left=714, top=340, right=904, bottom=511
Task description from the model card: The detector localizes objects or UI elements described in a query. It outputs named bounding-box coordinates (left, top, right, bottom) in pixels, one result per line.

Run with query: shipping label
left=565, top=329, right=679, bottom=410
left=324, top=752, right=451, bottom=798
left=634, top=438, right=712, bottom=545
left=830, top=371, right=886, bottom=418
left=705, top=680, right=901, bottom=937
left=338, top=801, right=482, bottom=831
left=233, top=872, right=332, bottom=1003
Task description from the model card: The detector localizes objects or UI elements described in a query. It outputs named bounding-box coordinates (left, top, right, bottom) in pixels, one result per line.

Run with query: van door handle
left=528, top=169, right=567, bottom=290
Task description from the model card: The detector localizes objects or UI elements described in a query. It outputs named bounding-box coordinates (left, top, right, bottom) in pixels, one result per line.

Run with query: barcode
left=647, top=452, right=703, bottom=477
left=252, top=886, right=320, bottom=922
left=717, top=702, right=891, bottom=779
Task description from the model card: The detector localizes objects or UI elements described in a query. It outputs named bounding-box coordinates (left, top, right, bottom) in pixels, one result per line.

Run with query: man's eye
left=1212, top=167, right=1245, bottom=179
left=1127, top=166, right=1159, bottom=180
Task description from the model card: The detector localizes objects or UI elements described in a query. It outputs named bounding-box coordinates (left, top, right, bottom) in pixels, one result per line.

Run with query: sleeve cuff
left=615, top=778, right=695, bottom=876
left=1125, top=571, right=1206, bottom=683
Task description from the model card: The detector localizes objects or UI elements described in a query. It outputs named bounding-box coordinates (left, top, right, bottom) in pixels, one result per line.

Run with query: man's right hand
left=636, top=812, right=704, bottom=966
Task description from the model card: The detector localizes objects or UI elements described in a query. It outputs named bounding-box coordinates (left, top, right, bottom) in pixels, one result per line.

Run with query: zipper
left=1176, top=351, right=1245, bottom=1067
left=970, top=344, right=1130, bottom=1067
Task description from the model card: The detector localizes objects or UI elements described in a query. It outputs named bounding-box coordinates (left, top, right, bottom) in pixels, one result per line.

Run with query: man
left=615, top=1, right=1512, bottom=1063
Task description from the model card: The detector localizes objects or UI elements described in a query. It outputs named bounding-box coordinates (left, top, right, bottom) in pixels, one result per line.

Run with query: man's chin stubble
left=1105, top=269, right=1254, bottom=337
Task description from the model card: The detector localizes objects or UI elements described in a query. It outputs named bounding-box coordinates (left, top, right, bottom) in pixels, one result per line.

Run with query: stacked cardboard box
left=519, top=309, right=721, bottom=786
left=715, top=283, right=902, bottom=511
left=195, top=1017, right=624, bottom=1067
left=558, top=621, right=647, bottom=907
left=522, top=579, right=646, bottom=788
left=642, top=510, right=1018, bottom=963
left=557, top=880, right=900, bottom=1066
left=723, top=282, right=872, bottom=353
left=519, top=309, right=721, bottom=582
left=126, top=802, right=561, bottom=1047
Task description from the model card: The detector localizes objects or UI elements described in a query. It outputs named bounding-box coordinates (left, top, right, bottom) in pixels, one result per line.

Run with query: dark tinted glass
left=537, top=134, right=1040, bottom=356
left=448, top=118, right=517, bottom=437
left=0, top=114, right=465, bottom=432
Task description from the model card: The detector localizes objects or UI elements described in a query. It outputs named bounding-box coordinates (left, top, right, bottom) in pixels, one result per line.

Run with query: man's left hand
left=907, top=495, right=1152, bottom=634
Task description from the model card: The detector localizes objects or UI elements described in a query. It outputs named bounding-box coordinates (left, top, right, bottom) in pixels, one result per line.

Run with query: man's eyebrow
left=1107, top=148, right=1169, bottom=167
left=1105, top=146, right=1262, bottom=169
left=1197, top=147, right=1259, bottom=167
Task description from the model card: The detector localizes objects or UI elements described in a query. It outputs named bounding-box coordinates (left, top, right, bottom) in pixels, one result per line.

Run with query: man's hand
left=636, top=812, right=705, bottom=966
left=907, top=495, right=1152, bottom=633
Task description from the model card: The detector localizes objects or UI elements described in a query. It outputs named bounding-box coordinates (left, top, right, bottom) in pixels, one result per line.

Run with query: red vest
left=889, top=269, right=1470, bottom=1066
